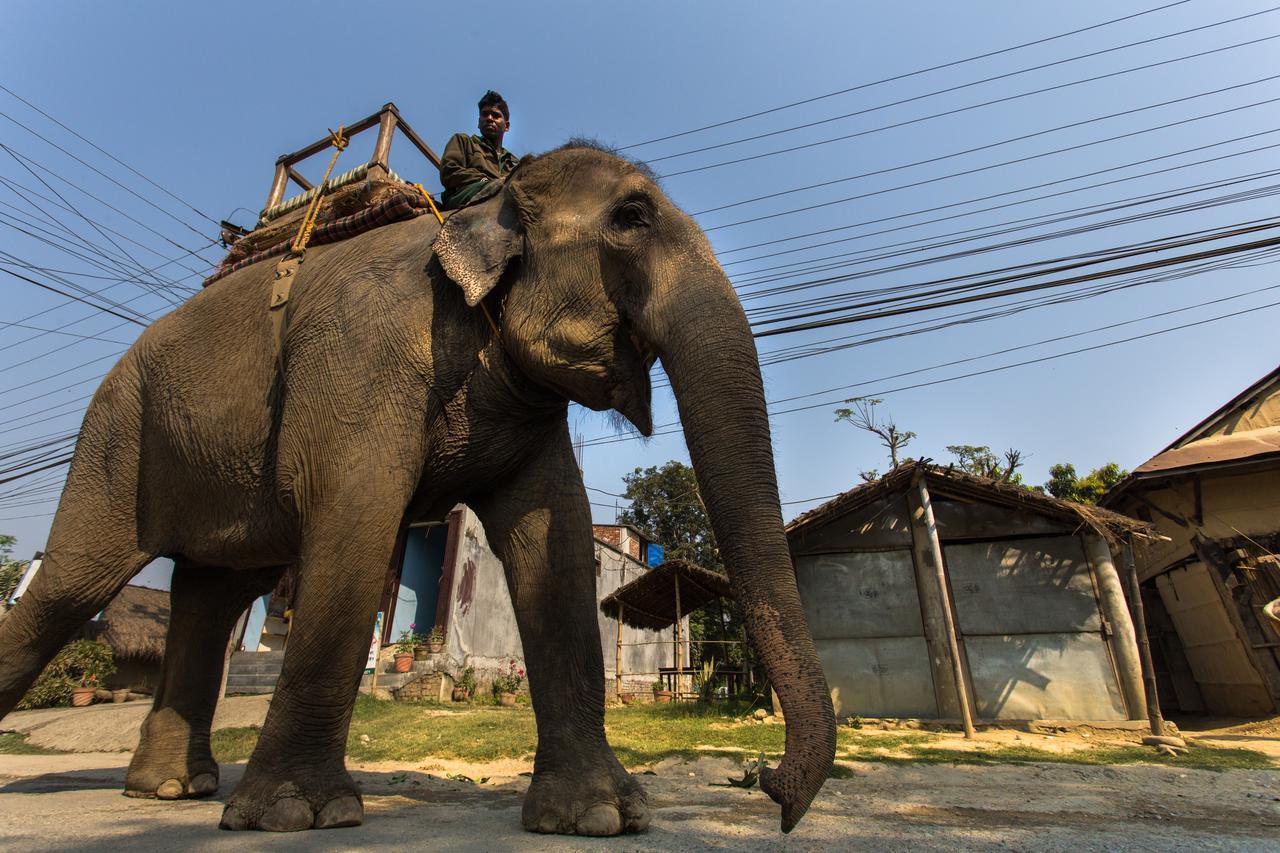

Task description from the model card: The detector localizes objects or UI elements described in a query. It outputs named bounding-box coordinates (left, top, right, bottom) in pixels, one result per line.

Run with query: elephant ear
left=433, top=182, right=524, bottom=307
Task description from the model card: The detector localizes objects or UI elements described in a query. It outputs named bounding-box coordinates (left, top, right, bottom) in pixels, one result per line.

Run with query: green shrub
left=16, top=639, right=116, bottom=710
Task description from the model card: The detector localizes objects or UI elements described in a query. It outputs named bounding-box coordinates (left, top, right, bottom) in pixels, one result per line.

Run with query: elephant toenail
left=219, top=805, right=249, bottom=831
left=188, top=773, right=218, bottom=797
left=258, top=796, right=314, bottom=832
left=315, top=794, right=364, bottom=829
left=577, top=803, right=623, bottom=836
left=155, top=779, right=184, bottom=800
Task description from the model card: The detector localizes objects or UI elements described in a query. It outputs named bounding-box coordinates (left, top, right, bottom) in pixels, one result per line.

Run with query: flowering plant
left=426, top=625, right=445, bottom=644
left=492, top=659, right=525, bottom=695
left=395, top=625, right=418, bottom=655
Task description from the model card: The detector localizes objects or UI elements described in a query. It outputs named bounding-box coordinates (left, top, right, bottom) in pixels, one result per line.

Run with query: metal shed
left=787, top=463, right=1151, bottom=725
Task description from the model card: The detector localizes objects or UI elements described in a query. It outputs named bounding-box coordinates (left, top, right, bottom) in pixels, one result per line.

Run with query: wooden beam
left=278, top=107, right=385, bottom=168
left=910, top=474, right=976, bottom=738
left=286, top=167, right=313, bottom=191
left=395, top=111, right=443, bottom=170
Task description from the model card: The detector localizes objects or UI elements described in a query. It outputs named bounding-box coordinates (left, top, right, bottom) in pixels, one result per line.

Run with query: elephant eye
left=613, top=201, right=649, bottom=231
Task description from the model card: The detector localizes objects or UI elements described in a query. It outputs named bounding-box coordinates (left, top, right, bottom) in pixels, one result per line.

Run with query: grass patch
left=211, top=726, right=260, bottom=763
left=204, top=699, right=1275, bottom=773
left=0, top=731, right=63, bottom=755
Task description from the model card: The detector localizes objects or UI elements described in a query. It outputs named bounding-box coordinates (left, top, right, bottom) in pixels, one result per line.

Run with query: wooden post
left=912, top=474, right=976, bottom=738
left=673, top=573, right=683, bottom=697
left=1084, top=533, right=1147, bottom=720
left=1124, top=540, right=1166, bottom=737
left=616, top=603, right=625, bottom=702
left=371, top=105, right=397, bottom=173
left=264, top=162, right=289, bottom=212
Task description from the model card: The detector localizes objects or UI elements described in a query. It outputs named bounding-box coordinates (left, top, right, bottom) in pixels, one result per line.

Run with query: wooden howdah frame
left=262, top=102, right=442, bottom=213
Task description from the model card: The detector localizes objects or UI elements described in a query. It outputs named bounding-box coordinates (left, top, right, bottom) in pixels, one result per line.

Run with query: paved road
left=2, top=752, right=1279, bottom=851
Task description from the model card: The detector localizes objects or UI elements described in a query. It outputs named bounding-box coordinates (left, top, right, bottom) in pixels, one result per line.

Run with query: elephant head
left=434, top=143, right=836, bottom=832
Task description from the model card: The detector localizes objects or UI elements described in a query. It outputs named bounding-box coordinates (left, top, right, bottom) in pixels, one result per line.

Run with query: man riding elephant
left=439, top=90, right=518, bottom=209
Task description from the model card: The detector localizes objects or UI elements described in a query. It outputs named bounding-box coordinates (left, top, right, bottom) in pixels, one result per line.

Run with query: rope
left=413, top=181, right=502, bottom=339
left=289, top=126, right=349, bottom=256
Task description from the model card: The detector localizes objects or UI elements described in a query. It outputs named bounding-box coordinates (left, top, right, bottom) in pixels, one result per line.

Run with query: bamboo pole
left=1126, top=541, right=1166, bottom=737
left=674, top=573, right=683, bottom=697
left=915, top=475, right=976, bottom=738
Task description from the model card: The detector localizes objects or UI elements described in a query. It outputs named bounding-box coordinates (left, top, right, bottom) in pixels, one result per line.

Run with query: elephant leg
left=125, top=561, right=284, bottom=800
left=219, top=493, right=406, bottom=832
left=472, top=425, right=649, bottom=836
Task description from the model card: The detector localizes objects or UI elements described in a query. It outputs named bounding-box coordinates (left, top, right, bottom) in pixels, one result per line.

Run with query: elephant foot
left=220, top=769, right=363, bottom=832
left=125, top=734, right=220, bottom=800
left=522, top=752, right=649, bottom=836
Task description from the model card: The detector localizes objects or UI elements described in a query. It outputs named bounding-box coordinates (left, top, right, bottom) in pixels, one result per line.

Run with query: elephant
left=0, top=143, right=836, bottom=835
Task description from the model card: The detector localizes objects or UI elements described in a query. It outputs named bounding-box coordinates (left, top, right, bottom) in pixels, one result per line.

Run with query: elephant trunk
left=645, top=261, right=836, bottom=832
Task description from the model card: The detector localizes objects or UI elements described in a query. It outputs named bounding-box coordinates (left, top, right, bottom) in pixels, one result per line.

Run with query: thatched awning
left=92, top=584, right=169, bottom=662
left=600, top=559, right=732, bottom=631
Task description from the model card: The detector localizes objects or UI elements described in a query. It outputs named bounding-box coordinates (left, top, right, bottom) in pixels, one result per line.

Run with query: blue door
left=389, top=525, right=448, bottom=641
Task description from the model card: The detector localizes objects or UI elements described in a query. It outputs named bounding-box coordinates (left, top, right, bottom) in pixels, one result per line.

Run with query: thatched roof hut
left=600, top=559, right=732, bottom=631
left=92, top=584, right=169, bottom=662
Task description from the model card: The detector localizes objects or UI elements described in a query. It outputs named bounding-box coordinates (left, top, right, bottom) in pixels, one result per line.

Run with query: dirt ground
left=2, top=700, right=1279, bottom=851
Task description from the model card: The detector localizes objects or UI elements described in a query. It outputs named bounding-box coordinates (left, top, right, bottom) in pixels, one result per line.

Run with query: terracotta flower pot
left=620, top=693, right=635, bottom=706
left=393, top=652, right=413, bottom=673
left=413, top=647, right=430, bottom=661
left=427, top=641, right=445, bottom=654
left=452, top=687, right=470, bottom=702
left=653, top=690, right=673, bottom=704
left=111, top=689, right=130, bottom=704
left=498, top=692, right=517, bottom=707
left=71, top=687, right=96, bottom=707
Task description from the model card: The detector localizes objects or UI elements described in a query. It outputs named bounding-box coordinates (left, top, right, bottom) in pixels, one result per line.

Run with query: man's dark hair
left=478, top=90, right=509, bottom=121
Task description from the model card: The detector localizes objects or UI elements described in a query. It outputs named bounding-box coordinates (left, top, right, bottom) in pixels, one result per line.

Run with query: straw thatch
left=92, top=584, right=169, bottom=662
left=600, top=559, right=732, bottom=631
left=787, top=460, right=1152, bottom=547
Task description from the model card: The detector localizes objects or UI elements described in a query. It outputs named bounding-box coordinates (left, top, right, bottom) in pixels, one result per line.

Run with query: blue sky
left=3, top=1, right=1279, bottom=584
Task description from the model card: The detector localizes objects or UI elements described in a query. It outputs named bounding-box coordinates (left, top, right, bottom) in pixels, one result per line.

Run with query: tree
left=1044, top=462, right=1127, bottom=505
left=834, top=397, right=915, bottom=477
left=616, top=462, right=752, bottom=678
left=945, top=445, right=1025, bottom=484
left=0, top=534, right=27, bottom=608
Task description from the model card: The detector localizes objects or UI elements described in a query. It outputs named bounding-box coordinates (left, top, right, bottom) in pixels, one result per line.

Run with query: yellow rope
left=413, top=182, right=501, bottom=339
left=289, top=126, right=349, bottom=256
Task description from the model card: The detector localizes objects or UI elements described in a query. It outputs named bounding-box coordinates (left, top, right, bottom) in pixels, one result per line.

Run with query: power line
left=0, top=83, right=221, bottom=227
left=619, top=0, right=1195, bottom=149
left=0, top=267, right=148, bottom=326
left=658, top=28, right=1280, bottom=178
left=698, top=79, right=1280, bottom=227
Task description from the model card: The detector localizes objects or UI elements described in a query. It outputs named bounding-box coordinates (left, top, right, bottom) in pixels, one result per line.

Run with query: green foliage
left=945, top=445, right=1025, bottom=484
left=617, top=461, right=754, bottom=677
left=0, top=534, right=27, bottom=606
left=834, top=397, right=915, bottom=469
left=1044, top=462, right=1127, bottom=504
left=456, top=666, right=476, bottom=694
left=16, top=639, right=116, bottom=710
left=395, top=627, right=418, bottom=655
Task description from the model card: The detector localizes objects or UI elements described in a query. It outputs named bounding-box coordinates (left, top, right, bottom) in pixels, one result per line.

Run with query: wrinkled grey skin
left=0, top=146, right=835, bottom=835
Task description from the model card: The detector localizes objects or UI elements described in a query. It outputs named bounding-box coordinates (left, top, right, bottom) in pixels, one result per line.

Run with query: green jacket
left=439, top=133, right=518, bottom=209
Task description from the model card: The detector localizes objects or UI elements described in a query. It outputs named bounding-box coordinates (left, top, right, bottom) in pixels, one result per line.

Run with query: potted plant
left=67, top=639, right=115, bottom=707
left=71, top=675, right=98, bottom=707
left=394, top=628, right=416, bottom=673
left=651, top=679, right=673, bottom=704
left=452, top=666, right=476, bottom=702
left=111, top=688, right=130, bottom=704
left=695, top=660, right=718, bottom=703
left=425, top=625, right=445, bottom=655
left=492, top=659, right=525, bottom=707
